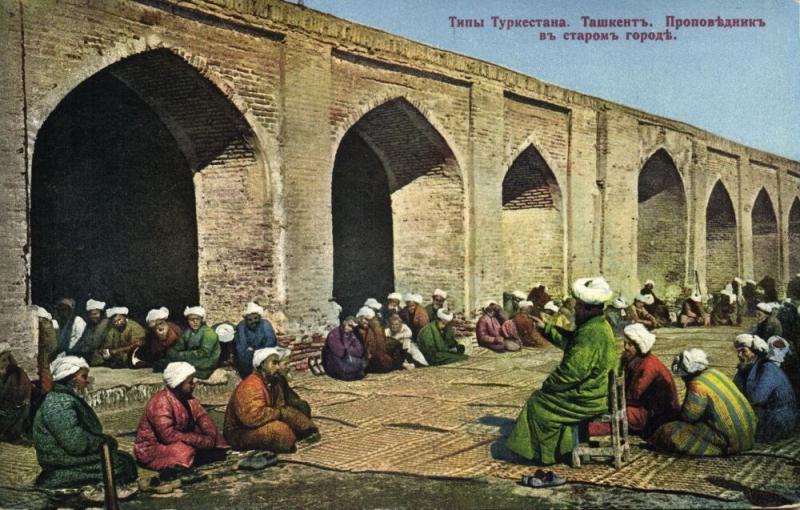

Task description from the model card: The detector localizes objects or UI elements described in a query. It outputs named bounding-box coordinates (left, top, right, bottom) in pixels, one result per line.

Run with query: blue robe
left=734, top=359, right=797, bottom=442
left=234, top=319, right=277, bottom=377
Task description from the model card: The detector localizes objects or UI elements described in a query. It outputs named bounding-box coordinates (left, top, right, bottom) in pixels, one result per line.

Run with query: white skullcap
left=672, top=348, right=709, bottom=377
left=163, top=361, right=196, bottom=388
left=403, top=293, right=415, bottom=303
left=433, top=289, right=448, bottom=299
left=483, top=300, right=498, bottom=310
left=436, top=308, right=454, bottom=322
left=734, top=333, right=768, bottom=353
left=50, top=355, right=89, bottom=382
left=783, top=298, right=793, bottom=305
left=623, top=323, right=656, bottom=354
left=720, top=290, right=736, bottom=305
left=733, top=277, right=744, bottom=284
left=106, top=306, right=129, bottom=318
left=572, top=277, right=613, bottom=305
left=766, top=336, right=791, bottom=365
left=253, top=347, right=282, bottom=369
left=242, top=302, right=264, bottom=317
left=146, top=307, right=169, bottom=323
left=690, top=292, right=702, bottom=303
left=635, top=294, right=654, bottom=305
left=215, top=323, right=235, bottom=343
left=36, top=306, right=52, bottom=320
left=512, top=290, right=526, bottom=300
left=184, top=306, right=206, bottom=318
left=356, top=306, right=376, bottom=320
left=409, top=294, right=424, bottom=305
left=746, top=279, right=756, bottom=285
left=543, top=301, right=560, bottom=313
left=612, top=297, right=628, bottom=309
left=756, top=302, right=773, bottom=314
left=387, top=292, right=403, bottom=301
left=518, top=300, right=533, bottom=309
left=85, top=299, right=106, bottom=312
left=364, top=298, right=382, bottom=310
left=644, top=280, right=655, bottom=287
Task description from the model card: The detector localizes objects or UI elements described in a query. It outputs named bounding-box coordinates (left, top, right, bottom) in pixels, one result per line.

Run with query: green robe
left=160, top=325, right=221, bottom=379
left=506, top=315, right=618, bottom=465
left=32, top=383, right=137, bottom=488
left=417, top=322, right=467, bottom=366
left=96, top=319, right=145, bottom=367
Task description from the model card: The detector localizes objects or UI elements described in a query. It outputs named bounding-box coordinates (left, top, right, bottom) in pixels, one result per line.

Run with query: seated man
left=788, top=273, right=800, bottom=301
left=775, top=299, right=797, bottom=341
left=399, top=294, right=429, bottom=340
left=605, top=296, right=630, bottom=338
left=156, top=306, right=220, bottom=380
left=678, top=292, right=710, bottom=328
left=53, top=298, right=86, bottom=359
left=224, top=348, right=318, bottom=453
left=476, top=301, right=520, bottom=352
left=527, top=284, right=551, bottom=317
left=628, top=294, right=659, bottom=330
left=214, top=322, right=237, bottom=368
left=758, top=276, right=778, bottom=303
left=134, top=307, right=181, bottom=368
left=732, top=334, right=797, bottom=442
left=277, top=349, right=312, bottom=419
left=322, top=316, right=366, bottom=381
left=513, top=301, right=549, bottom=348
left=69, top=299, right=109, bottom=363
left=0, top=348, right=31, bottom=442
left=363, top=298, right=385, bottom=325
left=417, top=309, right=467, bottom=366
left=753, top=302, right=782, bottom=340
left=234, top=302, right=278, bottom=378
left=590, top=324, right=679, bottom=438
left=386, top=292, right=403, bottom=316
left=355, top=307, right=405, bottom=373
left=35, top=307, right=59, bottom=395
left=649, top=349, right=756, bottom=456
left=710, top=288, right=737, bottom=326
left=639, top=280, right=671, bottom=325
left=551, top=297, right=575, bottom=331
left=743, top=279, right=758, bottom=315
left=134, top=362, right=228, bottom=477
left=33, top=356, right=137, bottom=488
left=385, top=313, right=428, bottom=368
left=506, top=277, right=617, bottom=465
left=94, top=306, right=146, bottom=368
left=425, top=289, right=448, bottom=323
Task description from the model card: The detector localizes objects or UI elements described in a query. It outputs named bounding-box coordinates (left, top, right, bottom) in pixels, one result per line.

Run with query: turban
left=57, top=298, right=76, bottom=310
left=517, top=300, right=533, bottom=309
left=356, top=307, right=375, bottom=320
left=644, top=280, right=655, bottom=287
left=36, top=306, right=52, bottom=320
left=635, top=294, right=654, bottom=305
left=403, top=293, right=415, bottom=303
left=387, top=292, right=403, bottom=302
left=163, top=362, right=196, bottom=388
left=783, top=298, right=794, bottom=305
left=690, top=292, right=702, bottom=303
left=215, top=323, right=235, bottom=343
left=364, top=298, right=382, bottom=310
left=611, top=297, right=627, bottom=309
left=623, top=323, right=656, bottom=354
left=483, top=300, right=498, bottom=310
left=746, top=279, right=756, bottom=285
left=253, top=347, right=282, bottom=369
left=672, top=348, right=708, bottom=377
left=50, top=355, right=89, bottom=382
left=433, top=289, right=448, bottom=299
left=242, top=302, right=264, bottom=317
left=184, top=306, right=206, bottom=318
left=106, top=306, right=129, bottom=319
left=85, top=299, right=106, bottom=312
left=408, top=294, right=424, bottom=305
left=512, top=290, right=527, bottom=300
left=733, top=277, right=744, bottom=285
left=756, top=302, right=774, bottom=314
left=276, top=347, right=291, bottom=360
left=145, top=307, right=169, bottom=323
left=766, top=336, right=791, bottom=365
left=734, top=334, right=768, bottom=354
left=543, top=301, right=560, bottom=313
left=572, top=277, right=613, bottom=305
left=436, top=308, right=454, bottom=322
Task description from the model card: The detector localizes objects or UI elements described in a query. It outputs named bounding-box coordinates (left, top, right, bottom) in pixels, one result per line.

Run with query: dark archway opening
left=789, top=198, right=800, bottom=276
left=752, top=188, right=779, bottom=282
left=705, top=181, right=738, bottom=292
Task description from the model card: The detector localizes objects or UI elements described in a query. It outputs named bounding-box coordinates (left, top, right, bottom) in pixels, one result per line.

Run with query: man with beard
left=425, top=289, right=448, bottom=323
left=53, top=298, right=86, bottom=358
left=224, top=347, right=318, bottom=453
left=513, top=301, right=550, bottom=347
left=134, top=307, right=181, bottom=368
left=134, top=362, right=228, bottom=478
left=629, top=294, right=659, bottom=330
left=35, top=307, right=59, bottom=394
left=322, top=316, right=366, bottom=381
left=417, top=309, right=467, bottom=366
left=74, top=299, right=109, bottom=362
left=400, top=294, right=429, bottom=340
left=0, top=348, right=32, bottom=442
left=233, top=302, right=278, bottom=378
left=678, top=292, right=710, bottom=328
left=276, top=349, right=312, bottom=419
left=355, top=307, right=405, bottom=373
left=385, top=313, right=428, bottom=368
left=753, top=302, right=783, bottom=340
left=156, top=307, right=220, bottom=380
left=94, top=306, right=145, bottom=368
left=506, top=277, right=617, bottom=465
left=386, top=293, right=403, bottom=317
left=639, top=280, right=671, bottom=325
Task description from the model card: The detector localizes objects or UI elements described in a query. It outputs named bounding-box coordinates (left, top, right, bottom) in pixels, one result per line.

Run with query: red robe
left=400, top=306, right=429, bottom=339
left=134, top=388, right=227, bottom=471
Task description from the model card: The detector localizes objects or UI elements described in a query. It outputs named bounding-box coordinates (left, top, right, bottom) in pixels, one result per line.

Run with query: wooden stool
left=572, top=370, right=631, bottom=469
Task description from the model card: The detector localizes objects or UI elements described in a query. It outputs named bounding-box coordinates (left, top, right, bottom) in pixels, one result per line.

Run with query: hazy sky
left=304, top=0, right=800, bottom=161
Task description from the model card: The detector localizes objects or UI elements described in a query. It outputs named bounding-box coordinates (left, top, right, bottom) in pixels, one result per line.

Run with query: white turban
left=36, top=306, right=52, bottom=320
left=403, top=293, right=415, bottom=303
left=146, top=307, right=169, bottom=323
left=163, top=362, right=196, bottom=388
left=408, top=294, right=424, bottom=305
left=105, top=306, right=129, bottom=318
left=436, top=308, right=454, bottom=322
left=276, top=347, right=291, bottom=360
left=50, top=356, right=89, bottom=382
left=252, top=347, right=282, bottom=369
left=734, top=334, right=768, bottom=353
left=85, top=299, right=106, bottom=312
left=517, top=300, right=533, bottom=309
left=733, top=277, right=744, bottom=285
left=356, top=306, right=375, bottom=320
left=242, top=302, right=264, bottom=317
left=483, top=300, right=497, bottom=310
left=635, top=294, right=655, bottom=305
left=766, top=336, right=791, bottom=365
left=690, top=292, right=702, bottom=303
left=756, top=302, right=774, bottom=314
left=433, top=289, right=448, bottom=299
left=387, top=292, right=403, bottom=302
left=783, top=298, right=794, bottom=305
left=623, top=323, right=656, bottom=354
left=215, top=323, right=235, bottom=343
left=672, top=348, right=709, bottom=377
left=511, top=290, right=527, bottom=300
left=572, top=277, right=613, bottom=305
left=644, top=280, right=655, bottom=287
left=364, top=298, right=382, bottom=310
left=746, top=279, right=756, bottom=285
left=612, top=297, right=627, bottom=309
left=543, top=301, right=560, bottom=313
left=184, top=306, right=206, bottom=318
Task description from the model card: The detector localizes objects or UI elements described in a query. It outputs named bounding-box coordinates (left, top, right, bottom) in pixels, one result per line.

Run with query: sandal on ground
left=315, top=357, right=326, bottom=375
left=238, top=451, right=279, bottom=471
left=519, top=469, right=567, bottom=488
left=308, top=358, right=321, bottom=376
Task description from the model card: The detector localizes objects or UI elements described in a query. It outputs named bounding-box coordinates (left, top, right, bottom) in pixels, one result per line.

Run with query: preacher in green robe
left=417, top=309, right=467, bottom=366
left=506, top=277, right=618, bottom=465
left=155, top=306, right=221, bottom=379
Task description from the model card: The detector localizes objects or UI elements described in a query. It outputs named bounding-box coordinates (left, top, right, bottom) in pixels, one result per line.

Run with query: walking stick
left=101, top=442, right=119, bottom=510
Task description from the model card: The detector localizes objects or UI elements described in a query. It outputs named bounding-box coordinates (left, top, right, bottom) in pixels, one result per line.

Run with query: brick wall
left=705, top=181, right=738, bottom=293
left=790, top=199, right=800, bottom=276
left=752, top=188, right=780, bottom=281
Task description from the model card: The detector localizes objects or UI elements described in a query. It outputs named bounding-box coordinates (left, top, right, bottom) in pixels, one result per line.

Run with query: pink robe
left=134, top=388, right=227, bottom=471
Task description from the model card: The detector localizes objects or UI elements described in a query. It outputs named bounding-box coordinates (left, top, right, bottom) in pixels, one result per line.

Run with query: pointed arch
left=705, top=180, right=738, bottom=292
left=751, top=187, right=779, bottom=283
left=789, top=198, right=800, bottom=277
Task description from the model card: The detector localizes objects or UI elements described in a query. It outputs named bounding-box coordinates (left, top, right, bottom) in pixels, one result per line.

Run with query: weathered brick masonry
left=2, top=0, right=800, bottom=369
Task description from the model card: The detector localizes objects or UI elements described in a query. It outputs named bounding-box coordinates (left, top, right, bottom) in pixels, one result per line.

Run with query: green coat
left=97, top=319, right=145, bottom=367
left=417, top=322, right=467, bottom=366
left=506, top=315, right=618, bottom=465
left=32, top=383, right=136, bottom=488
left=161, top=325, right=221, bottom=379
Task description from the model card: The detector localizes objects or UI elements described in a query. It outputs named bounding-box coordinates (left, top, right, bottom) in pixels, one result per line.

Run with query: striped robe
left=649, top=368, right=756, bottom=456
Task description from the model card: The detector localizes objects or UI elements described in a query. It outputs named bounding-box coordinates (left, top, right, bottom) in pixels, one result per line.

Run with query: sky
left=304, top=0, right=800, bottom=161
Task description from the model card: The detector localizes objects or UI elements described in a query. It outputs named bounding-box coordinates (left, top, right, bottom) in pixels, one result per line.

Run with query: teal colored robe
left=417, top=322, right=467, bottom=366
left=160, top=325, right=221, bottom=379
left=506, top=315, right=618, bottom=465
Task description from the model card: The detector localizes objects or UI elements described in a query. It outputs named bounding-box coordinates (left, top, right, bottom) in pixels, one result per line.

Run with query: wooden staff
left=101, top=442, right=119, bottom=510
